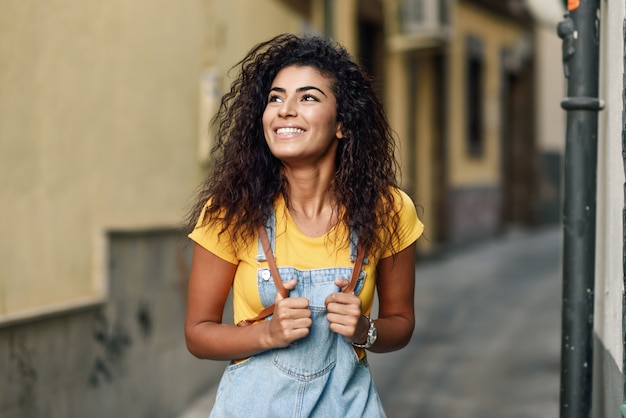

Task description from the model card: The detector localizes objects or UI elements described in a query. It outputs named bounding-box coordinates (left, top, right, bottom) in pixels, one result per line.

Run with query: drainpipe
left=556, top=1, right=602, bottom=417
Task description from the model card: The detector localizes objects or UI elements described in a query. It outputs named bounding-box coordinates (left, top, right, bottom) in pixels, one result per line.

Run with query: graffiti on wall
left=88, top=311, right=132, bottom=388
left=9, top=334, right=37, bottom=409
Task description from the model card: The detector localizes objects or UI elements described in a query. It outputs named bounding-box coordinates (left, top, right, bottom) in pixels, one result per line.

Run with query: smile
left=276, top=127, right=305, bottom=135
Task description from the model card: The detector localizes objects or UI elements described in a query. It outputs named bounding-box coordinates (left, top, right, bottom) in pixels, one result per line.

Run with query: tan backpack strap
left=258, top=226, right=288, bottom=298
left=237, top=305, right=276, bottom=327
left=343, top=244, right=365, bottom=294
left=237, top=226, right=287, bottom=326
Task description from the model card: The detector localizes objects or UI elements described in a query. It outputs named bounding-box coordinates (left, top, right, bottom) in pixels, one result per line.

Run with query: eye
left=301, top=94, right=319, bottom=102
left=268, top=94, right=283, bottom=103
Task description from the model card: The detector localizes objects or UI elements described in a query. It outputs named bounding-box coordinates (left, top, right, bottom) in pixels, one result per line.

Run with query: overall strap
left=258, top=226, right=289, bottom=299
left=236, top=227, right=287, bottom=327
left=343, top=244, right=365, bottom=294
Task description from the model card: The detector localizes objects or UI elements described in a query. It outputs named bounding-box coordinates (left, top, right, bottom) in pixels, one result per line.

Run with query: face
left=262, top=65, right=343, bottom=166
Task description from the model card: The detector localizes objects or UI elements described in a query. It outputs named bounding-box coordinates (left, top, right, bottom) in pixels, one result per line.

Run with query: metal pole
left=557, top=1, right=602, bottom=417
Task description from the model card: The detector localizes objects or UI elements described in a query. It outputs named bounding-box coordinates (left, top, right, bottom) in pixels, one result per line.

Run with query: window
left=465, top=35, right=485, bottom=157
left=398, top=0, right=450, bottom=34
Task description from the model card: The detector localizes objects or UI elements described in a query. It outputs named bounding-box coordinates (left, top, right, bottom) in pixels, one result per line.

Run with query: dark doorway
left=500, top=48, right=538, bottom=227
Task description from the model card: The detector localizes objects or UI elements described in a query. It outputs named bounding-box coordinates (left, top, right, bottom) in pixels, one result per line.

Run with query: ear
left=335, top=122, right=344, bottom=139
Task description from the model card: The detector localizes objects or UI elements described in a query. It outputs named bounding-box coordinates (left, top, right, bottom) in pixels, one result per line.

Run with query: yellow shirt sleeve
left=188, top=203, right=239, bottom=264
left=380, top=189, right=424, bottom=258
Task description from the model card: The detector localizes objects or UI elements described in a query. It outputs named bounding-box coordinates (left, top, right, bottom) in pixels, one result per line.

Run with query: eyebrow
left=269, top=86, right=328, bottom=97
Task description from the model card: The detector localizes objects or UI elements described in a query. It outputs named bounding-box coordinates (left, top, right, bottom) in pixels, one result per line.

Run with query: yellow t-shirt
left=189, top=188, right=424, bottom=325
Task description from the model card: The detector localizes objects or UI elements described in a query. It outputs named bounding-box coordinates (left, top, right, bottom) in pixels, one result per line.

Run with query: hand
left=267, top=279, right=312, bottom=348
left=325, top=278, right=366, bottom=343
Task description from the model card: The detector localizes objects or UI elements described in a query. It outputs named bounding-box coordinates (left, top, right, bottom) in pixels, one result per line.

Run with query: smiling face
left=262, top=65, right=343, bottom=166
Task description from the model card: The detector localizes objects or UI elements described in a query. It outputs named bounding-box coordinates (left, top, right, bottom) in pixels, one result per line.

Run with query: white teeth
left=276, top=127, right=305, bottom=135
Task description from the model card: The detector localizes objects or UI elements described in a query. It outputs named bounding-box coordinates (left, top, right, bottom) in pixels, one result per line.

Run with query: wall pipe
left=557, top=0, right=602, bottom=417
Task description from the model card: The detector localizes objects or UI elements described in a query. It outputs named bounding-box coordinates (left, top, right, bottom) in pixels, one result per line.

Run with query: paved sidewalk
left=370, top=226, right=562, bottom=417
left=177, top=226, right=563, bottom=418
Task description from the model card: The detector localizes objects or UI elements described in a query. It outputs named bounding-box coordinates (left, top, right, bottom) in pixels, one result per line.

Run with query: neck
left=282, top=166, right=338, bottom=236
left=283, top=165, right=334, bottom=216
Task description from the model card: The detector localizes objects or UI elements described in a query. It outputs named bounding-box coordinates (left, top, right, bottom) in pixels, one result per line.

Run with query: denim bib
left=209, top=211, right=386, bottom=418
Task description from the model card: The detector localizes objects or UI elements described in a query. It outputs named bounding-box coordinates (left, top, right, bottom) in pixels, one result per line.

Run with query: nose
left=278, top=97, right=296, bottom=117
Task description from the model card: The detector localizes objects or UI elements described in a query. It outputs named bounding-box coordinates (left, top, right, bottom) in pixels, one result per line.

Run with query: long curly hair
left=186, top=33, right=402, bottom=257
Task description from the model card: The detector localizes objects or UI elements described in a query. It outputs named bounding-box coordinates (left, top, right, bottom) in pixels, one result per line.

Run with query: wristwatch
left=352, top=316, right=377, bottom=349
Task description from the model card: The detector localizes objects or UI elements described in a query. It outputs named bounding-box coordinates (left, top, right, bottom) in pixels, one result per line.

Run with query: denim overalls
left=209, top=211, right=386, bottom=418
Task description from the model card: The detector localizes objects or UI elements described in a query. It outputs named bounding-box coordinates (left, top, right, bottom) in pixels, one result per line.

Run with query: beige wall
left=414, top=56, right=437, bottom=250
left=332, top=0, right=358, bottom=52
left=535, top=24, right=566, bottom=152
left=594, top=0, right=626, bottom=415
left=0, top=0, right=207, bottom=318
left=0, top=0, right=314, bottom=321
left=385, top=52, right=410, bottom=187
left=447, top=3, right=528, bottom=187
left=207, top=0, right=308, bottom=87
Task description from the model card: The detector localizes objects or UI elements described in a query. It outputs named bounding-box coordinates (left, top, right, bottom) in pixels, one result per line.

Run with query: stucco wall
left=0, top=0, right=207, bottom=317
left=534, top=25, right=566, bottom=152
left=593, top=0, right=625, bottom=415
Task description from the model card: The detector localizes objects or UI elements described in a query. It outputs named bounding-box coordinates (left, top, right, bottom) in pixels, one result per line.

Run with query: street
left=179, top=226, right=562, bottom=418
left=369, top=226, right=561, bottom=417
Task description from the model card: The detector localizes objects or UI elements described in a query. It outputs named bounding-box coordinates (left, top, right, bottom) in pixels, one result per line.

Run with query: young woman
left=185, top=33, right=423, bottom=417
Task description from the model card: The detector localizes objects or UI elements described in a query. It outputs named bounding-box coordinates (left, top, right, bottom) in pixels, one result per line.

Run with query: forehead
left=271, top=65, right=334, bottom=88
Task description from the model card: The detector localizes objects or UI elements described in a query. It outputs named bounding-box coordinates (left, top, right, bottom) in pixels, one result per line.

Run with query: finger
left=334, top=278, right=350, bottom=291
left=328, top=318, right=362, bottom=339
left=281, top=297, right=311, bottom=310
left=325, top=291, right=361, bottom=310
left=274, top=279, right=298, bottom=303
left=326, top=310, right=360, bottom=327
left=326, top=303, right=362, bottom=321
left=283, top=279, right=298, bottom=290
left=269, top=318, right=311, bottom=347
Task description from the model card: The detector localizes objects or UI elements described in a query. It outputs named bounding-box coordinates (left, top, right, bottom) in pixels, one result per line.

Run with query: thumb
left=275, top=279, right=297, bottom=302
left=334, top=278, right=350, bottom=292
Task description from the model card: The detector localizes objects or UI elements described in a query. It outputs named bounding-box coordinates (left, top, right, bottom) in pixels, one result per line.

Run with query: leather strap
left=343, top=244, right=365, bottom=294
left=237, top=226, right=365, bottom=326
left=258, top=226, right=289, bottom=299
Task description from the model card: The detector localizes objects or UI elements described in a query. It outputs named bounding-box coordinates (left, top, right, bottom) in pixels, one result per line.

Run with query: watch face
left=368, top=322, right=377, bottom=345
left=352, top=317, right=377, bottom=348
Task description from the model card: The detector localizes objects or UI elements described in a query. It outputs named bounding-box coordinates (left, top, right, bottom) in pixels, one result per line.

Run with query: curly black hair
left=186, top=33, right=402, bottom=257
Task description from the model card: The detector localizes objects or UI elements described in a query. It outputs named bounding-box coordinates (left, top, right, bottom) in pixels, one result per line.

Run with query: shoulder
left=389, top=187, right=415, bottom=209
left=187, top=199, right=240, bottom=264
left=380, top=187, right=424, bottom=257
left=386, top=187, right=419, bottom=222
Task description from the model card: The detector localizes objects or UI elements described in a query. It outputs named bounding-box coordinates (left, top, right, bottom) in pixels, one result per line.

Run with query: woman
left=185, top=33, right=423, bottom=417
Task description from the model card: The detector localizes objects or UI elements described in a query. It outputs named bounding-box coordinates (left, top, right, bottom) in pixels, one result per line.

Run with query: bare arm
left=184, top=243, right=312, bottom=361
left=368, top=241, right=417, bottom=352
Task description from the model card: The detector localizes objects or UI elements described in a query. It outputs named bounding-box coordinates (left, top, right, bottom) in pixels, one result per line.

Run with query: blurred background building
left=1, top=1, right=569, bottom=417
